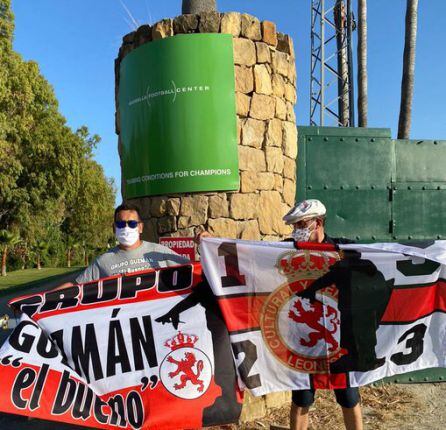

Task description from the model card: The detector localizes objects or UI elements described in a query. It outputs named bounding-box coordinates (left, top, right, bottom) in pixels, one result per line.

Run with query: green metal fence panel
left=297, top=127, right=446, bottom=384
left=297, top=126, right=392, bottom=201
left=297, top=128, right=446, bottom=242
left=395, top=139, right=446, bottom=183
left=305, top=136, right=393, bottom=190
left=393, top=139, right=446, bottom=240
left=297, top=127, right=393, bottom=241
left=393, top=189, right=446, bottom=240
left=309, top=190, right=391, bottom=241
left=381, top=368, right=446, bottom=384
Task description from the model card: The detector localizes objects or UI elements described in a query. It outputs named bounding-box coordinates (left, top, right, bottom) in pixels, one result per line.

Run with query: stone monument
left=115, top=11, right=297, bottom=246
left=115, top=8, right=298, bottom=420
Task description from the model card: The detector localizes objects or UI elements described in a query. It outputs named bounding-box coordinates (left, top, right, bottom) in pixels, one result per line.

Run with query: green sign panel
left=119, top=34, right=239, bottom=198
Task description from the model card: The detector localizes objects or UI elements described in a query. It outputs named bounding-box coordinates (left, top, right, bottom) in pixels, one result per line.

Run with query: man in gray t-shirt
left=73, top=203, right=189, bottom=285
left=76, top=240, right=189, bottom=284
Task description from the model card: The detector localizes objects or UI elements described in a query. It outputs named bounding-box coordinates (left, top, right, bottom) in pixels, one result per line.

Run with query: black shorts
left=291, top=387, right=360, bottom=408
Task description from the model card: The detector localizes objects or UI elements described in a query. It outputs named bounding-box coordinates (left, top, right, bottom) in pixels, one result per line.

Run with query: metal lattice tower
left=310, top=0, right=355, bottom=126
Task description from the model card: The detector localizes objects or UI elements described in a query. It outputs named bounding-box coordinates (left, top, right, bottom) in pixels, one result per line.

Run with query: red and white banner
left=0, top=263, right=242, bottom=429
left=200, top=238, right=446, bottom=395
left=2, top=238, right=446, bottom=425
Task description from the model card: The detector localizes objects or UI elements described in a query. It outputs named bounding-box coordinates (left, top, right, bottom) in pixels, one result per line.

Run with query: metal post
left=310, top=0, right=355, bottom=127
left=320, top=0, right=325, bottom=125
left=310, top=4, right=315, bottom=125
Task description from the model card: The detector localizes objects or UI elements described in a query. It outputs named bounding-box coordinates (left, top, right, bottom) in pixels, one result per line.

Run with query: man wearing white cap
left=283, top=199, right=363, bottom=430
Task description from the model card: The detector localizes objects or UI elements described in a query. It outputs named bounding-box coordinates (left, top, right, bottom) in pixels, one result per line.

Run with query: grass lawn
left=0, top=267, right=82, bottom=295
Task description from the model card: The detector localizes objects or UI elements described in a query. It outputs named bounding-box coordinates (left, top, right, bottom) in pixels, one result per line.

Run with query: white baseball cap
left=283, top=199, right=326, bottom=225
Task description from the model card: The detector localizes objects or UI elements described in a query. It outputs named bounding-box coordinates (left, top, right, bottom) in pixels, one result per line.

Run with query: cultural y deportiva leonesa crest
left=260, top=250, right=346, bottom=373
left=159, top=331, right=212, bottom=399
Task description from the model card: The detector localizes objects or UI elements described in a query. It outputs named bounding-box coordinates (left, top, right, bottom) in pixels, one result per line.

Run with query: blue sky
left=12, top=0, right=446, bottom=202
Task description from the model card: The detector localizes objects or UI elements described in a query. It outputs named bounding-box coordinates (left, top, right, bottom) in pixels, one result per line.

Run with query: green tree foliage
left=63, top=149, right=115, bottom=258
left=0, top=0, right=115, bottom=270
left=0, top=0, right=14, bottom=53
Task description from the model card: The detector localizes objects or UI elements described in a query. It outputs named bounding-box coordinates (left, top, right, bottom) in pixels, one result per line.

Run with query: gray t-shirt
left=75, top=241, right=190, bottom=284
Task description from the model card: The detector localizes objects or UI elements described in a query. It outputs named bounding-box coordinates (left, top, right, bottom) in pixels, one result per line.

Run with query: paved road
left=0, top=270, right=87, bottom=429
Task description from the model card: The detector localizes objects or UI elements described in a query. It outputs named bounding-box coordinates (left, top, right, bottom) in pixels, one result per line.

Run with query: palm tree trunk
left=37, top=255, right=41, bottom=270
left=334, top=1, right=350, bottom=126
left=1, top=246, right=8, bottom=276
left=398, top=0, right=418, bottom=139
left=182, top=0, right=217, bottom=14
left=22, top=242, right=27, bottom=269
left=67, top=247, right=71, bottom=268
left=357, top=0, right=368, bottom=127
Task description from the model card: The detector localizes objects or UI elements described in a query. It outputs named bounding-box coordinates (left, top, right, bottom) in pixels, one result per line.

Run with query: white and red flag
left=200, top=238, right=446, bottom=395
left=2, top=238, right=446, bottom=426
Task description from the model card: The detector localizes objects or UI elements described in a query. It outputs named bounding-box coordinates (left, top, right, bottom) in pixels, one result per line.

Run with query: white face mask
left=291, top=221, right=316, bottom=242
left=115, top=226, right=140, bottom=247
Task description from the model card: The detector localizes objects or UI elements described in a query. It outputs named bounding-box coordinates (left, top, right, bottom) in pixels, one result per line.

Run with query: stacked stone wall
left=115, top=12, right=297, bottom=247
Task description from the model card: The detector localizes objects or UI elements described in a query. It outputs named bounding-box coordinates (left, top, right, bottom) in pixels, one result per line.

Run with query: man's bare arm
left=51, top=281, right=74, bottom=291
